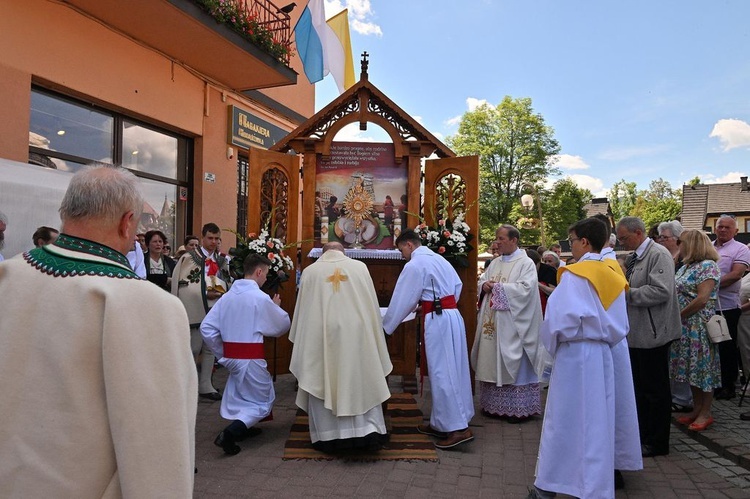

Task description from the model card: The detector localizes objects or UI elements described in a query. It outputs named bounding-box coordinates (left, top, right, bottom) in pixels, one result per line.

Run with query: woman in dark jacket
left=144, top=230, right=176, bottom=291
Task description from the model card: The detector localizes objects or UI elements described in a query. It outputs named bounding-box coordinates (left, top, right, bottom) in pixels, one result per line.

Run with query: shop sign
left=228, top=105, right=287, bottom=149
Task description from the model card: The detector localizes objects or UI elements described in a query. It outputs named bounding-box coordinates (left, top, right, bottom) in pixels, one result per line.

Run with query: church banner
left=315, top=142, right=408, bottom=249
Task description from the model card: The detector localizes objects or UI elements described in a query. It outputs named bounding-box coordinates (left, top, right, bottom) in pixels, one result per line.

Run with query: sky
left=310, top=0, right=750, bottom=198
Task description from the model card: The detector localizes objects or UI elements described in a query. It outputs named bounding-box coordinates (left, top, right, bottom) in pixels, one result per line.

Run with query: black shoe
left=714, top=387, right=736, bottom=400
left=740, top=411, right=750, bottom=421
left=614, top=469, right=624, bottom=490
left=199, top=391, right=222, bottom=401
left=671, top=403, right=693, bottom=413
left=214, top=430, right=241, bottom=455
left=641, top=444, right=668, bottom=457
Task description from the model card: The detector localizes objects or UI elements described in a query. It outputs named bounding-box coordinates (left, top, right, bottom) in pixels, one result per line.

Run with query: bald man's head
left=322, top=242, right=345, bottom=253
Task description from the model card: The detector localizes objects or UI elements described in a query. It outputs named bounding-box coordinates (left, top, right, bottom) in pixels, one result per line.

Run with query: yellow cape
left=557, top=259, right=629, bottom=310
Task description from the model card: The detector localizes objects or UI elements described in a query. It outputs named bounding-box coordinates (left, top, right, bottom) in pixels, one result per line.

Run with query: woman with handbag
left=669, top=229, right=721, bottom=431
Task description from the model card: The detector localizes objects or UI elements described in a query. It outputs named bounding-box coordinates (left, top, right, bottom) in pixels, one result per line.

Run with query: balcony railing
left=194, top=0, right=293, bottom=65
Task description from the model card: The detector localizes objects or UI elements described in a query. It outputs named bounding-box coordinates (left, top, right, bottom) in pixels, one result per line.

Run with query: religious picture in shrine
left=315, top=142, right=407, bottom=249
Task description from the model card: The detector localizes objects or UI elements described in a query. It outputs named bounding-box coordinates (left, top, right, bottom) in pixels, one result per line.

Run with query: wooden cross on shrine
left=361, top=51, right=369, bottom=78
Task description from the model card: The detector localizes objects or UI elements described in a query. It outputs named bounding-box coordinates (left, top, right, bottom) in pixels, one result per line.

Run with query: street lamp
left=521, top=183, right=545, bottom=246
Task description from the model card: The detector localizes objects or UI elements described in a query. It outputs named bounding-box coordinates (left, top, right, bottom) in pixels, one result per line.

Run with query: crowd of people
left=2, top=164, right=749, bottom=498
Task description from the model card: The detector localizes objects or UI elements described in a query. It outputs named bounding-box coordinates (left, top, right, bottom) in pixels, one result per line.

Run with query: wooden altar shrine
left=245, top=54, right=479, bottom=388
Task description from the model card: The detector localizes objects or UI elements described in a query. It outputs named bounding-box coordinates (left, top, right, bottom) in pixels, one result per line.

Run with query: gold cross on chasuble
left=326, top=268, right=348, bottom=292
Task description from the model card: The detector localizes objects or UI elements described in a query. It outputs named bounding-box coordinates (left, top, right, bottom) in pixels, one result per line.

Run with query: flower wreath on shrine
left=414, top=212, right=474, bottom=268
left=226, top=227, right=295, bottom=292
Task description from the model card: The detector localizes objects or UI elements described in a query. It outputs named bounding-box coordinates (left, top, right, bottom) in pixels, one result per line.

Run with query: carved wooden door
left=247, top=147, right=299, bottom=375
left=423, top=155, right=480, bottom=360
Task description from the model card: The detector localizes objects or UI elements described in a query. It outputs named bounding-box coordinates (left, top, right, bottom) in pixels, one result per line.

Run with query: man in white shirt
left=173, top=223, right=232, bottom=399
left=384, top=230, right=474, bottom=449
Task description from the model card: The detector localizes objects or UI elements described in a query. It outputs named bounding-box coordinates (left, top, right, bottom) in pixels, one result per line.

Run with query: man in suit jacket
left=616, top=216, right=681, bottom=458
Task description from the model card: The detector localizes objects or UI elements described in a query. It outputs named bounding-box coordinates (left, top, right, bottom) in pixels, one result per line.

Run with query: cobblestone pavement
left=193, top=370, right=750, bottom=498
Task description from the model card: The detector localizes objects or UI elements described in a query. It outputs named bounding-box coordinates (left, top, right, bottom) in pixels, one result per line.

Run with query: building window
left=28, top=87, right=191, bottom=248
left=237, top=155, right=249, bottom=237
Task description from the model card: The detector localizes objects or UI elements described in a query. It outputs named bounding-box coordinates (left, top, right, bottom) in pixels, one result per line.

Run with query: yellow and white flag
left=326, top=9, right=355, bottom=93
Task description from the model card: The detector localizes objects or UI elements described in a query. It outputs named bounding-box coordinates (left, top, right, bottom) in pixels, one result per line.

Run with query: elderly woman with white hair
left=656, top=219, right=692, bottom=413
left=657, top=220, right=684, bottom=272
left=541, top=251, right=560, bottom=269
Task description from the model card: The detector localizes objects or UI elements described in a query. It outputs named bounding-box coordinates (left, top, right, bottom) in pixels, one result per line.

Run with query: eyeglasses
left=567, top=237, right=580, bottom=244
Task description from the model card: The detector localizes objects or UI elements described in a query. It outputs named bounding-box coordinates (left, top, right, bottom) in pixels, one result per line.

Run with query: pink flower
left=438, top=246, right=446, bottom=254
left=267, top=252, right=275, bottom=260
left=266, top=241, right=274, bottom=248
left=438, top=219, right=445, bottom=226
left=443, top=231, right=451, bottom=238
left=248, top=232, right=256, bottom=238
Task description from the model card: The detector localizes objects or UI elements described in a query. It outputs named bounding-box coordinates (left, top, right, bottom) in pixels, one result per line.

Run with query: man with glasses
left=615, top=216, right=681, bottom=457
left=713, top=214, right=750, bottom=401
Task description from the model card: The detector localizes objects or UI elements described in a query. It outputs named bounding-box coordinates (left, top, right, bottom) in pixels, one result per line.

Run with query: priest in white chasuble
left=531, top=217, right=641, bottom=499
left=289, top=242, right=392, bottom=453
left=472, top=224, right=546, bottom=423
left=201, top=254, right=291, bottom=455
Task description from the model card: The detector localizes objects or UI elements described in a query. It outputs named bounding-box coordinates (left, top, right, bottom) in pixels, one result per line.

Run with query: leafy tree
left=631, top=178, right=682, bottom=228
left=543, top=178, right=592, bottom=243
left=447, top=96, right=561, bottom=245
left=687, top=176, right=701, bottom=186
left=608, top=180, right=638, bottom=221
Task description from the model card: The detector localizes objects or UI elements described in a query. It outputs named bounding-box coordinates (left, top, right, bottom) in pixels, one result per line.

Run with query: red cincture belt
left=223, top=342, right=265, bottom=359
left=420, top=295, right=458, bottom=316
left=417, top=295, right=457, bottom=396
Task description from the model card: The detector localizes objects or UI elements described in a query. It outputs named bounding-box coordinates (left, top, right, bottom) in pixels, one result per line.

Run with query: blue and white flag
left=294, top=0, right=351, bottom=92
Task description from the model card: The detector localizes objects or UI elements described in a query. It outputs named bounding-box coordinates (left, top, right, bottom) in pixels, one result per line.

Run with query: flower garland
left=414, top=212, right=474, bottom=268
left=195, top=0, right=295, bottom=64
left=227, top=228, right=295, bottom=289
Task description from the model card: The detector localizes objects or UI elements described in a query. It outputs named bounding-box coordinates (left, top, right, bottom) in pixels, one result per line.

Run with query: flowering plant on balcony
left=414, top=212, right=474, bottom=268
left=227, top=227, right=295, bottom=292
left=195, top=0, right=295, bottom=64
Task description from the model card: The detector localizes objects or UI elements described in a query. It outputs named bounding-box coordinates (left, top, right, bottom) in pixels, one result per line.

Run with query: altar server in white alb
left=290, top=242, right=392, bottom=453
left=530, top=217, right=642, bottom=499
left=0, top=165, right=197, bottom=497
left=201, top=254, right=290, bottom=455
left=472, top=224, right=545, bottom=423
left=384, top=230, right=475, bottom=450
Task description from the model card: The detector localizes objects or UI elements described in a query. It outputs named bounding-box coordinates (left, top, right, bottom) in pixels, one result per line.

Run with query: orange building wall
left=0, top=0, right=205, bottom=136
left=0, top=0, right=312, bottom=246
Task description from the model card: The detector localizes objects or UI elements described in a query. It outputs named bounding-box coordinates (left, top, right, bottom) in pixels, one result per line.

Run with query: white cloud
left=351, top=19, right=382, bottom=36
left=331, top=122, right=376, bottom=142
left=568, top=174, right=606, bottom=197
left=549, top=154, right=590, bottom=171
left=466, top=97, right=489, bottom=111
left=324, top=0, right=382, bottom=36
left=710, top=119, right=750, bottom=151
left=699, top=171, right=748, bottom=184
left=444, top=115, right=462, bottom=127
left=433, top=131, right=445, bottom=140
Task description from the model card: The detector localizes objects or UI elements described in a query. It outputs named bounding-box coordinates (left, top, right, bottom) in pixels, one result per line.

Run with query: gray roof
left=681, top=178, right=750, bottom=230
left=583, top=198, right=611, bottom=218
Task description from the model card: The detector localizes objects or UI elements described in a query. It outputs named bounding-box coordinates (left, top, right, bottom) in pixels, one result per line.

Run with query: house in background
left=681, top=176, right=750, bottom=243
left=583, top=197, right=615, bottom=228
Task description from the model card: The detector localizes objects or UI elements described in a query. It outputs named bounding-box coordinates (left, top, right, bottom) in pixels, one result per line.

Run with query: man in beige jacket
left=0, top=165, right=197, bottom=497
